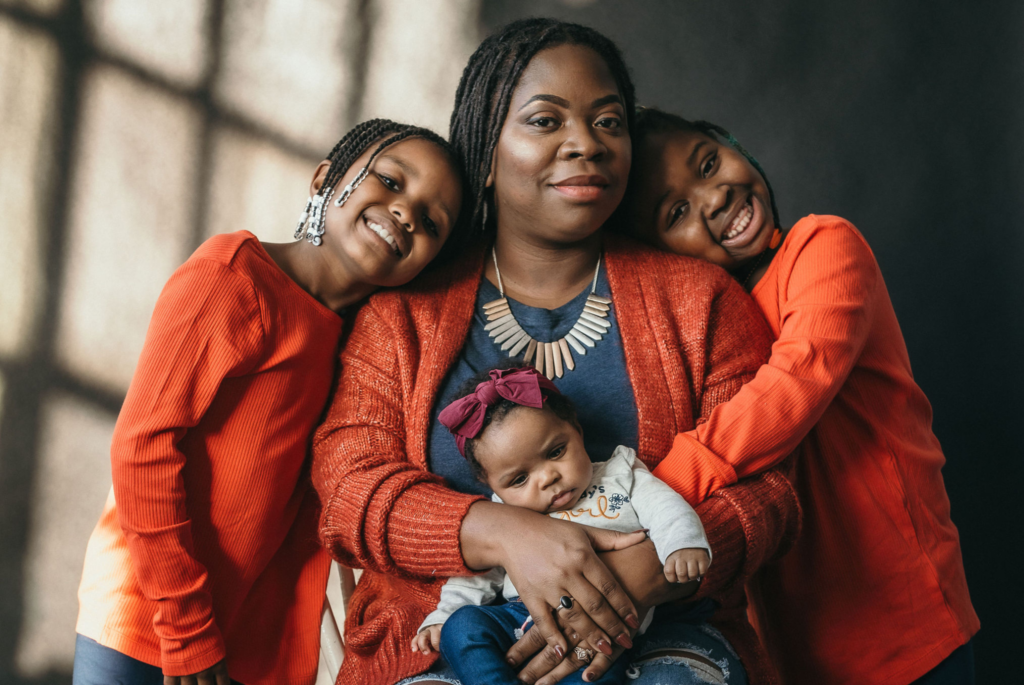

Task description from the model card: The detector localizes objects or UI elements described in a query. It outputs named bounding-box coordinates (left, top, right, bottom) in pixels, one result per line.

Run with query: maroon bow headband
left=438, top=367, right=561, bottom=456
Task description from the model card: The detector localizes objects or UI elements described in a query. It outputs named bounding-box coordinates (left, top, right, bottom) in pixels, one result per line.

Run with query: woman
left=312, top=19, right=799, bottom=685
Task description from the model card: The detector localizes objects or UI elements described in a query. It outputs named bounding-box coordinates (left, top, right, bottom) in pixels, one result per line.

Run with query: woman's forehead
left=511, top=44, right=621, bottom=106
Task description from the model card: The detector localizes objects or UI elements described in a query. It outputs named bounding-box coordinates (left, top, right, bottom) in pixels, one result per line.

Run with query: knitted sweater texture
left=312, top=236, right=800, bottom=685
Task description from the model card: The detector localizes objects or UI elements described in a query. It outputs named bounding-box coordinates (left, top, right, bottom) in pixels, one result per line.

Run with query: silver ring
left=558, top=595, right=574, bottom=610
left=574, top=646, right=594, bottom=663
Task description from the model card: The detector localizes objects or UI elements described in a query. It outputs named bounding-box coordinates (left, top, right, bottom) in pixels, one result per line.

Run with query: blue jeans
left=401, top=598, right=746, bottom=685
left=72, top=635, right=246, bottom=685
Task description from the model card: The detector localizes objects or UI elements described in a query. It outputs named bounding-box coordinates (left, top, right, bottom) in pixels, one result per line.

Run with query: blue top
left=427, top=268, right=639, bottom=496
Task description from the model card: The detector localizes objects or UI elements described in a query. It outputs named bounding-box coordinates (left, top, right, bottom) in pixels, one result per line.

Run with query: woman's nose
left=560, top=123, right=606, bottom=160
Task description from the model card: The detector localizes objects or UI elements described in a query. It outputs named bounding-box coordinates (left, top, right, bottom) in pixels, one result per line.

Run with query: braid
left=630, top=108, right=781, bottom=228
left=449, top=18, right=637, bottom=235
left=306, top=118, right=471, bottom=262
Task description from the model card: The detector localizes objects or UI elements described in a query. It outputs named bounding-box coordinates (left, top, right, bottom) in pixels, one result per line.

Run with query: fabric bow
left=438, top=367, right=560, bottom=456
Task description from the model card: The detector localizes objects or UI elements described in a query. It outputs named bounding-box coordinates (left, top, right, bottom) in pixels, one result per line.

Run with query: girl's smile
left=631, top=129, right=775, bottom=270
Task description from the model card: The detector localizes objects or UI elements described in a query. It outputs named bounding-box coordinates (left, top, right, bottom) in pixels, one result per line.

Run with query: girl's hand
left=162, top=659, right=230, bottom=685
left=411, top=625, right=442, bottom=654
left=459, top=502, right=644, bottom=667
left=664, top=548, right=711, bottom=584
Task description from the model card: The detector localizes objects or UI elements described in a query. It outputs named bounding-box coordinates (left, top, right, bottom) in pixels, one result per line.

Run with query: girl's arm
left=655, top=218, right=879, bottom=504
left=112, top=259, right=264, bottom=677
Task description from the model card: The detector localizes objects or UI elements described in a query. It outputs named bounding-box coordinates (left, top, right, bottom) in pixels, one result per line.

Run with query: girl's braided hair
left=628, top=107, right=781, bottom=228
left=316, top=118, right=471, bottom=262
left=448, top=18, right=636, bottom=236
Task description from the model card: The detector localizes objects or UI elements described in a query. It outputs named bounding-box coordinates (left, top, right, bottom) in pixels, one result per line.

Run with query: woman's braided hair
left=448, top=18, right=636, bottom=235
left=315, top=118, right=471, bottom=261
left=629, top=107, right=781, bottom=228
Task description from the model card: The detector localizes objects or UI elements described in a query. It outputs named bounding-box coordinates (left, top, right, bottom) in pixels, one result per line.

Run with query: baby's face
left=630, top=129, right=776, bottom=271
left=475, top=406, right=593, bottom=514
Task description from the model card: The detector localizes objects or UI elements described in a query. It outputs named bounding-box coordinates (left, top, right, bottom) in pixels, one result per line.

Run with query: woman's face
left=314, top=137, right=462, bottom=287
left=488, top=44, right=631, bottom=246
left=631, top=129, right=776, bottom=270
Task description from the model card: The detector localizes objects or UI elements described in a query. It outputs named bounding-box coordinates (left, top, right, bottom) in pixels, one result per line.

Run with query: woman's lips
left=720, top=196, right=765, bottom=249
left=551, top=175, right=610, bottom=203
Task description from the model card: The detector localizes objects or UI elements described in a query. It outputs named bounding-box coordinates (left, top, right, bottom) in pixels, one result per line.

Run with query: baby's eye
left=510, top=474, right=527, bottom=487
left=700, top=154, right=716, bottom=178
left=378, top=174, right=399, bottom=191
left=547, top=446, right=564, bottom=459
left=423, top=214, right=439, bottom=237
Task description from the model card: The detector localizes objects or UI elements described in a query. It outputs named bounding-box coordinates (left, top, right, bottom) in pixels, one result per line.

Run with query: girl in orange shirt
left=73, top=119, right=466, bottom=685
left=624, top=108, right=978, bottom=685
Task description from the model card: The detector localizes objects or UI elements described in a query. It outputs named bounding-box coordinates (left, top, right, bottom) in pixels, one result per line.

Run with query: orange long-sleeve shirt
left=653, top=215, right=978, bottom=684
left=76, top=231, right=341, bottom=684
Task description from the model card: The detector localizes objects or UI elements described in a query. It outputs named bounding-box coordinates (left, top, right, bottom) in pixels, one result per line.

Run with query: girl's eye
left=379, top=174, right=399, bottom=191
left=423, top=214, right=439, bottom=238
left=670, top=203, right=688, bottom=226
left=700, top=154, right=717, bottom=178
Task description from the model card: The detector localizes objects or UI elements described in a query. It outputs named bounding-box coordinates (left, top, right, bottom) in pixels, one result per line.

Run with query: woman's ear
left=309, top=160, right=331, bottom=196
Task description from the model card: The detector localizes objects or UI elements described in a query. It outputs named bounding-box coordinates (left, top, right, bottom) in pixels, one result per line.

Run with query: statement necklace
left=484, top=247, right=611, bottom=379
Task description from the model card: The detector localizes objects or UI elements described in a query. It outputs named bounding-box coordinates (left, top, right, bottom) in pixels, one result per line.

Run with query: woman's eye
left=379, top=174, right=399, bottom=190
left=423, top=214, right=439, bottom=237
left=528, top=116, right=557, bottom=128
left=700, top=154, right=716, bottom=178
left=596, top=116, right=621, bottom=129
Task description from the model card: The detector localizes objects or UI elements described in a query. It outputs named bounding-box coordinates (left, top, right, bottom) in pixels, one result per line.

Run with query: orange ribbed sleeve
left=654, top=218, right=878, bottom=505
left=111, top=258, right=263, bottom=675
left=312, top=299, right=485, bottom=580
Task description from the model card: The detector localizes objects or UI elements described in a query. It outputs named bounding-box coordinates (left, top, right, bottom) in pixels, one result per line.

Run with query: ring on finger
left=558, top=595, right=574, bottom=610
left=574, top=646, right=594, bottom=663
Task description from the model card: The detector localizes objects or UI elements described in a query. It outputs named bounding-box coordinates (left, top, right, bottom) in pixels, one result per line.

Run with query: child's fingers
left=429, top=627, right=441, bottom=651
left=663, top=560, right=678, bottom=583
left=687, top=558, right=699, bottom=581
left=698, top=556, right=710, bottom=576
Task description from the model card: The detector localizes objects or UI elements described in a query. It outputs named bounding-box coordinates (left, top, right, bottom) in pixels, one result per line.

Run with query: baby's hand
left=411, top=624, right=442, bottom=654
left=664, top=548, right=711, bottom=584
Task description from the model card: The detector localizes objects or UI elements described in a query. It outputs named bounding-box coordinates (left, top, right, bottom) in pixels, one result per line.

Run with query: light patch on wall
left=206, top=124, right=317, bottom=243
left=216, top=0, right=360, bottom=151
left=360, top=0, right=480, bottom=136
left=15, top=392, right=115, bottom=677
left=0, top=0, right=64, bottom=16
left=84, top=0, right=211, bottom=89
left=56, top=64, right=202, bottom=394
left=0, top=18, right=59, bottom=357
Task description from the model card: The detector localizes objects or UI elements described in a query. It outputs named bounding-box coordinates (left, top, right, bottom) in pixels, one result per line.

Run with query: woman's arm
left=655, top=219, right=879, bottom=504
left=113, top=260, right=263, bottom=677
left=311, top=299, right=486, bottom=579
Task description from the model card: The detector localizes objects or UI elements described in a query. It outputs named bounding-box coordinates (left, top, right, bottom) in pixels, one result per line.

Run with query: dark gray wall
left=483, top=1, right=1023, bottom=681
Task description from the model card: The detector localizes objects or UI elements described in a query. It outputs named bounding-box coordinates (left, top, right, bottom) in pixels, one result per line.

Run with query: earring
left=334, top=165, right=369, bottom=207
left=302, top=187, right=334, bottom=246
left=293, top=196, right=313, bottom=240
left=481, top=199, right=488, bottom=231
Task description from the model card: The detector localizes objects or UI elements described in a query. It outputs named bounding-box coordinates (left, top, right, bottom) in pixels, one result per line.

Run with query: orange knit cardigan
left=311, top=236, right=801, bottom=685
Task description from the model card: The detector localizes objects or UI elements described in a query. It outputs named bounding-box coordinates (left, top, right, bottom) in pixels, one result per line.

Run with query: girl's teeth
left=724, top=202, right=753, bottom=240
left=368, top=220, right=399, bottom=252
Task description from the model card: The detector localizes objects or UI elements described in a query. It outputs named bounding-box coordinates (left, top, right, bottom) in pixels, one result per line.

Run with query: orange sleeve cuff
left=158, top=621, right=225, bottom=677
left=653, top=433, right=739, bottom=506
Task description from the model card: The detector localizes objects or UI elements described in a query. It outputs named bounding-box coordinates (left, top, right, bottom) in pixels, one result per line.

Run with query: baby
left=413, top=365, right=711, bottom=684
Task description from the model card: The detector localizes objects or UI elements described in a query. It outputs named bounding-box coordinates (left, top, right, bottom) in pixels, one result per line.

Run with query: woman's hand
left=509, top=539, right=700, bottom=683
left=460, top=502, right=644, bottom=665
